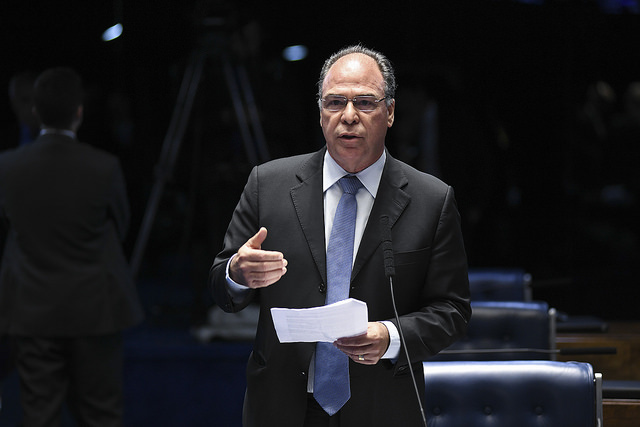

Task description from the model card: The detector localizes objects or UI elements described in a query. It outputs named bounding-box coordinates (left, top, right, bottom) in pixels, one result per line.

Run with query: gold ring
left=358, top=355, right=365, bottom=361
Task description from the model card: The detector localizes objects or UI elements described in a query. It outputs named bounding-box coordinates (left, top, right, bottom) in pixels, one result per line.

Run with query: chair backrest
left=429, top=301, right=556, bottom=361
left=468, top=268, right=532, bottom=301
left=423, top=360, right=603, bottom=427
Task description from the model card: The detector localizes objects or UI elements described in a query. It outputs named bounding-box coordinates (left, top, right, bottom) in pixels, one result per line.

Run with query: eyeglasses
left=321, top=95, right=388, bottom=112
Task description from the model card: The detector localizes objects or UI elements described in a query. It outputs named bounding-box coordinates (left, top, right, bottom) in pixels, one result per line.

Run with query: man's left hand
left=334, top=322, right=390, bottom=365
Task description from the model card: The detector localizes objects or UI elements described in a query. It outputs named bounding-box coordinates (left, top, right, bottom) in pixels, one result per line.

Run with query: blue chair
left=423, top=360, right=603, bottom=427
left=430, top=301, right=556, bottom=361
left=468, top=268, right=532, bottom=301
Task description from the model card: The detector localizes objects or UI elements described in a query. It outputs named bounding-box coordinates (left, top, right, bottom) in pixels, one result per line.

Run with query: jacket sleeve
left=107, top=159, right=131, bottom=241
left=391, top=186, right=471, bottom=372
left=209, top=166, right=260, bottom=313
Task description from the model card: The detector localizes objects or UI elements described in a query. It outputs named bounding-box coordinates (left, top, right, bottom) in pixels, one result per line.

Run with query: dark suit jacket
left=210, top=148, right=471, bottom=426
left=0, top=133, right=143, bottom=336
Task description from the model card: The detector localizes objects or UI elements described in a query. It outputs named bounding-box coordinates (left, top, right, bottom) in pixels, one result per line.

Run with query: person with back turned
left=7, top=71, right=41, bottom=147
left=0, top=67, right=143, bottom=427
left=210, top=45, right=471, bottom=427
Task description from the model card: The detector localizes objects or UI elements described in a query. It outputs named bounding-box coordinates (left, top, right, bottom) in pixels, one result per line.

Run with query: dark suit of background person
left=7, top=71, right=40, bottom=147
left=210, top=46, right=471, bottom=427
left=1, top=70, right=40, bottom=409
left=0, top=67, right=143, bottom=427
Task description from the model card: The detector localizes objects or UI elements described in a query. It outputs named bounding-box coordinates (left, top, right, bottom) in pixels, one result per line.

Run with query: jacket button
left=318, top=283, right=326, bottom=293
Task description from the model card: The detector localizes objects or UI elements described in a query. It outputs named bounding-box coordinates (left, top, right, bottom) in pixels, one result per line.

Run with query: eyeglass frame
left=319, top=94, right=390, bottom=112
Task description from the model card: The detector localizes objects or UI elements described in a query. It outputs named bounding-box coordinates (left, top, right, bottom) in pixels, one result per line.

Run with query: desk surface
left=557, top=321, right=640, bottom=381
left=603, top=399, right=640, bottom=427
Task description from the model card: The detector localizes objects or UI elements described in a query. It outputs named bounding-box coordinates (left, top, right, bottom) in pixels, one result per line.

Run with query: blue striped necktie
left=314, top=175, right=363, bottom=415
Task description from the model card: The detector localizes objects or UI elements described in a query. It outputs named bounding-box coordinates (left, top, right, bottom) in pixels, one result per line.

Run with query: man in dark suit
left=7, top=71, right=40, bottom=147
left=210, top=45, right=471, bottom=427
left=0, top=67, right=143, bottom=427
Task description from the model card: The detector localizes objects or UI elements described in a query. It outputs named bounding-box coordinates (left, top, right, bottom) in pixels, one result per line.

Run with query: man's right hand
left=229, top=227, right=288, bottom=288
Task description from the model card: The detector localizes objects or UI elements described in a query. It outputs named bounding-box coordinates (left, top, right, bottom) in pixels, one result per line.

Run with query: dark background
left=2, top=0, right=640, bottom=321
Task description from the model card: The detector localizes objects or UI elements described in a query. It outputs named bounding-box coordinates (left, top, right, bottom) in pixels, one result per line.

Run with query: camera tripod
left=130, top=32, right=270, bottom=277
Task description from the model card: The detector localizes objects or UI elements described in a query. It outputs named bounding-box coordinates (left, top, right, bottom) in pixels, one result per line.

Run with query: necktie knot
left=339, top=175, right=363, bottom=195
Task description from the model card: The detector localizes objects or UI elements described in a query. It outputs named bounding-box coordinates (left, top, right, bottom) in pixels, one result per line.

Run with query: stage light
left=282, top=45, right=308, bottom=62
left=102, top=23, right=123, bottom=42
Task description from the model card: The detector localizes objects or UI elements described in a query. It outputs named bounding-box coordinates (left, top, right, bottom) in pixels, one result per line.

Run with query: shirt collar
left=323, top=149, right=386, bottom=198
left=40, top=128, right=76, bottom=139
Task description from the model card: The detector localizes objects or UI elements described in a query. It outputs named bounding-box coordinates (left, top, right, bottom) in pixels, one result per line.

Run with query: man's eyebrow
left=325, top=93, right=378, bottom=97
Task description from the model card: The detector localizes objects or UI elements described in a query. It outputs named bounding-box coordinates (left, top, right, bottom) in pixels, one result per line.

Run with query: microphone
left=380, top=216, right=428, bottom=427
left=380, top=215, right=395, bottom=278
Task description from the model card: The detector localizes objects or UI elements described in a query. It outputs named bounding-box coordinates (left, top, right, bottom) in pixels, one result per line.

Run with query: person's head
left=33, top=67, right=84, bottom=131
left=624, top=82, right=640, bottom=119
left=318, top=45, right=396, bottom=173
left=8, top=71, right=40, bottom=132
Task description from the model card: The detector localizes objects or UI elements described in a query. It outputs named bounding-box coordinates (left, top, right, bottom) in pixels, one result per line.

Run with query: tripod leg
left=222, top=56, right=259, bottom=166
left=130, top=48, right=206, bottom=277
left=237, top=65, right=270, bottom=163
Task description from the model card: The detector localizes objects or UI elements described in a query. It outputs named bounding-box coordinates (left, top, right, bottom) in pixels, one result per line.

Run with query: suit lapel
left=290, top=149, right=328, bottom=285
left=352, top=153, right=410, bottom=282
left=290, top=149, right=411, bottom=287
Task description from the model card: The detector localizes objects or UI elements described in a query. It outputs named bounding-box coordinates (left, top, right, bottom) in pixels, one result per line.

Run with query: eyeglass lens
left=322, top=96, right=383, bottom=112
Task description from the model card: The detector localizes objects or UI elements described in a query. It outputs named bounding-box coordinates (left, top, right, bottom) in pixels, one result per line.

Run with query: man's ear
left=32, top=106, right=41, bottom=123
left=387, top=99, right=395, bottom=128
left=71, top=105, right=84, bottom=131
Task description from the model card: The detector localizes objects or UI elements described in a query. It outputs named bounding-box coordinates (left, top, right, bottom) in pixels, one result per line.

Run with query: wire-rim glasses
left=321, top=95, right=388, bottom=112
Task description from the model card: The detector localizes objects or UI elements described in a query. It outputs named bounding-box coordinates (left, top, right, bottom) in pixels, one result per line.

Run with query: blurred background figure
left=0, top=67, right=143, bottom=427
left=1, top=70, right=42, bottom=412
left=565, top=80, right=617, bottom=202
left=608, top=81, right=640, bottom=204
left=7, top=71, right=40, bottom=147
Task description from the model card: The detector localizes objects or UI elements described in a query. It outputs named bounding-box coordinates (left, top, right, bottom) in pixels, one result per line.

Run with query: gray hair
left=317, top=44, right=397, bottom=109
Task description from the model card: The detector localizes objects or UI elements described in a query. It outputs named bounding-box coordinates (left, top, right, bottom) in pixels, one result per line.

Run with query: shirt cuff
left=380, top=320, right=401, bottom=360
left=225, top=253, right=251, bottom=302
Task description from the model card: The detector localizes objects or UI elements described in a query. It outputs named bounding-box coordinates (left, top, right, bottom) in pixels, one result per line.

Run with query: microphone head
left=380, top=215, right=395, bottom=278
left=380, top=215, right=391, bottom=241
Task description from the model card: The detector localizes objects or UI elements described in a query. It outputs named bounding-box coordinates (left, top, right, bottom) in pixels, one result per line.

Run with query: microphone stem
left=389, top=275, right=428, bottom=427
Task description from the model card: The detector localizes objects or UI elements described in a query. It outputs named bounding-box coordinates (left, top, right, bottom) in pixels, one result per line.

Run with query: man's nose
left=341, top=101, right=359, bottom=123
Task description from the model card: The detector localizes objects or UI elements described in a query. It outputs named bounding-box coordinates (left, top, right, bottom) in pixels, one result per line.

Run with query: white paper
left=271, top=298, right=368, bottom=343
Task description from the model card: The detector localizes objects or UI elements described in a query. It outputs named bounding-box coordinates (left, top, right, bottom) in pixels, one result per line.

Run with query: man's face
left=320, top=53, right=395, bottom=173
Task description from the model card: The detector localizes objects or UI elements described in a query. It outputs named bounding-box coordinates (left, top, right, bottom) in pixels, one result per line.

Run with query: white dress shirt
left=321, top=150, right=400, bottom=360
left=226, top=150, right=401, bottom=391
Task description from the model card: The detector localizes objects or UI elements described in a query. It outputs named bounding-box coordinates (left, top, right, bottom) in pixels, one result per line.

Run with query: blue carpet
left=0, top=272, right=253, bottom=427
left=0, top=325, right=252, bottom=427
